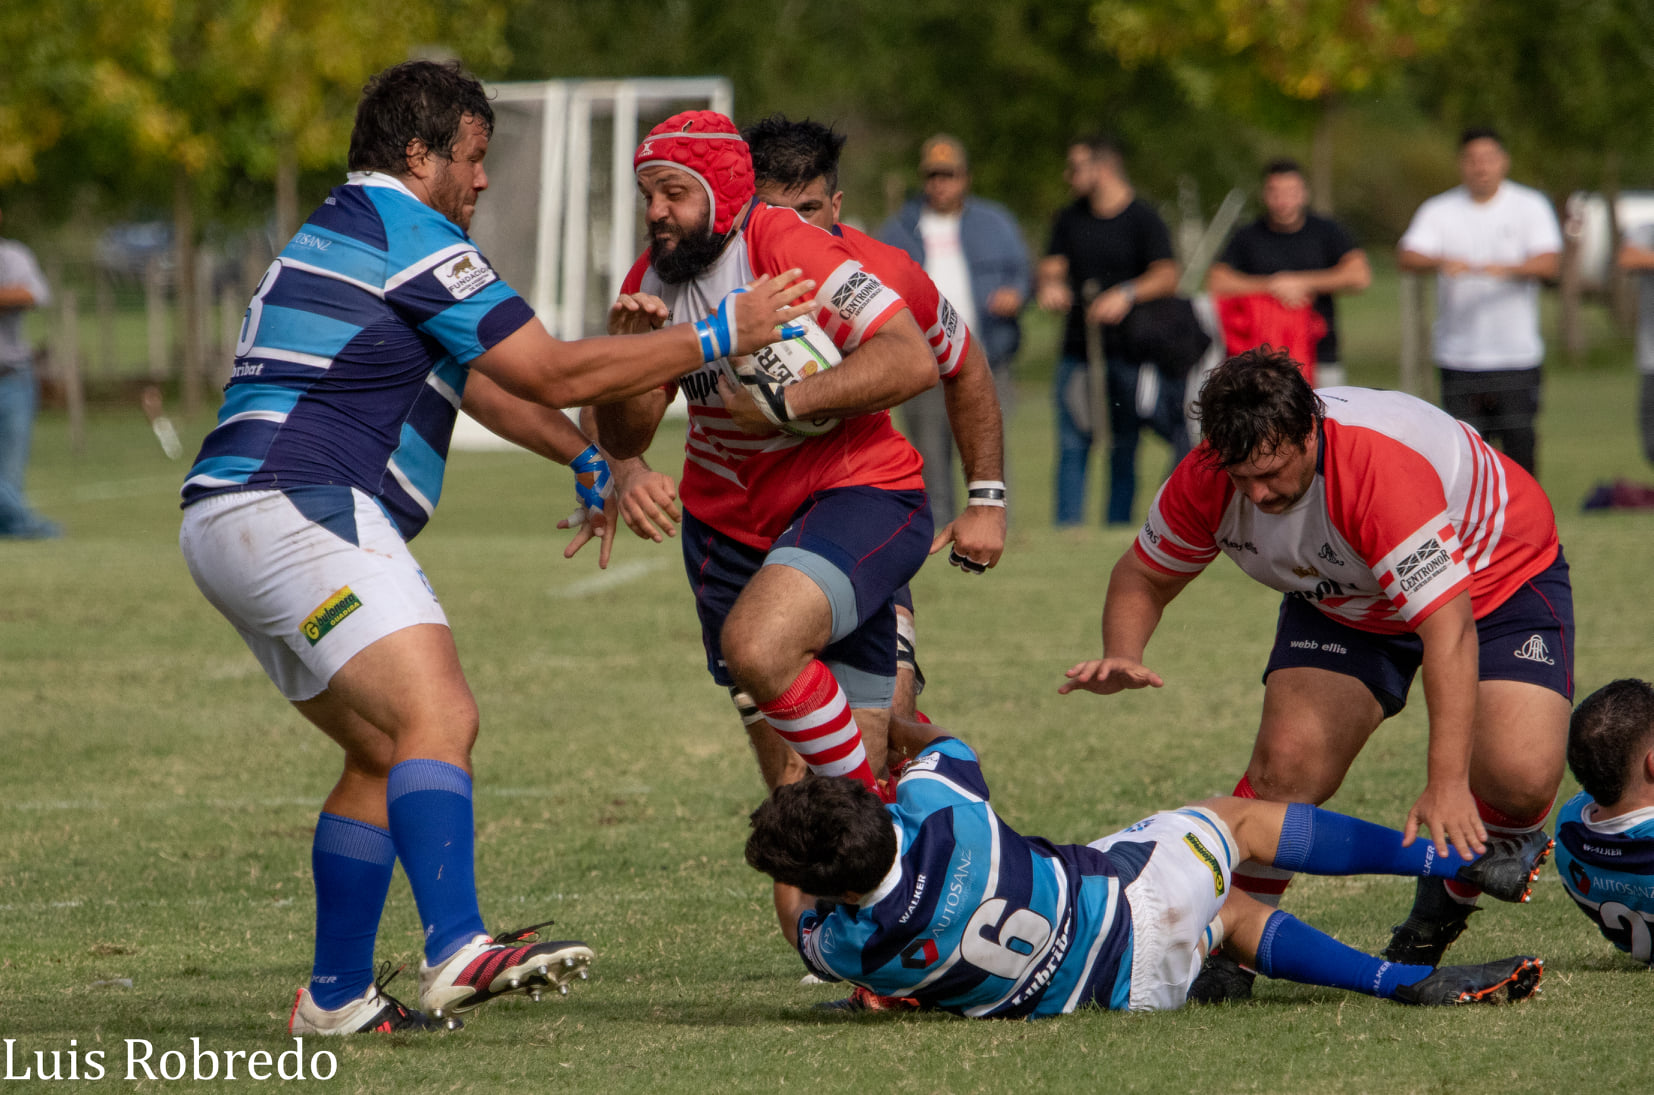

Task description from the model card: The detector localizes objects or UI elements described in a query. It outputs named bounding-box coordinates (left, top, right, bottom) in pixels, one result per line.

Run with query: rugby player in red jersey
left=594, top=111, right=937, bottom=796
left=1061, top=347, right=1573, bottom=999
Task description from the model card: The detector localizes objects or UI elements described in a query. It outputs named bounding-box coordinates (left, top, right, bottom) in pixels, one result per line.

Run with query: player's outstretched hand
left=615, top=464, right=682, bottom=542
left=731, top=269, right=816, bottom=356
left=1403, top=779, right=1488, bottom=860
left=558, top=504, right=615, bottom=569
left=610, top=292, right=670, bottom=335
left=1058, top=658, right=1164, bottom=695
left=930, top=507, right=1006, bottom=574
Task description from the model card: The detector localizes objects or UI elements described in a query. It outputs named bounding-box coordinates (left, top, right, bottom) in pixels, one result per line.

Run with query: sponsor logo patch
left=1394, top=538, right=1452, bottom=593
left=901, top=939, right=939, bottom=969
left=1514, top=635, right=1556, bottom=665
left=1318, top=542, right=1346, bottom=567
left=1292, top=563, right=1321, bottom=579
left=1569, top=859, right=1592, bottom=896
left=902, top=752, right=942, bottom=775
left=1183, top=832, right=1226, bottom=896
left=302, top=587, right=363, bottom=645
left=433, top=250, right=497, bottom=299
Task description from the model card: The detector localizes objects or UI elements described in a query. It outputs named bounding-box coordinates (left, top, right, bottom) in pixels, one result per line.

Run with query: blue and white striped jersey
left=1555, top=791, right=1654, bottom=964
left=797, top=738, right=1149, bottom=1018
left=181, top=172, right=535, bottom=541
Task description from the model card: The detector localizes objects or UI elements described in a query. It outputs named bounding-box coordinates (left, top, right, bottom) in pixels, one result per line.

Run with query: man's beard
left=649, top=220, right=725, bottom=284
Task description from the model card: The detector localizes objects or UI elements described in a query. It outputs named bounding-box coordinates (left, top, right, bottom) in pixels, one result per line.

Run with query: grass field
left=3, top=298, right=1652, bottom=1093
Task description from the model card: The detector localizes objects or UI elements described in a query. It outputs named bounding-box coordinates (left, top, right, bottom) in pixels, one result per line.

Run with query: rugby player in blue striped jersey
left=179, top=60, right=814, bottom=1035
left=748, top=713, right=1551, bottom=1015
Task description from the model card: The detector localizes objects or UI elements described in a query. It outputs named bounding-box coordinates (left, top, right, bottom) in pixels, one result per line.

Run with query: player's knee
left=721, top=624, right=796, bottom=695
left=1246, top=753, right=1340, bottom=804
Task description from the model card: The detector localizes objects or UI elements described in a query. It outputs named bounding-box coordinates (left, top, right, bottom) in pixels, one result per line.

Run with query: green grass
left=2, top=345, right=1652, bottom=1093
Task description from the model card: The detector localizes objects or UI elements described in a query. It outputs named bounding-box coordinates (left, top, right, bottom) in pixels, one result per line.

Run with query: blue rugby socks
left=386, top=759, right=488, bottom=966
left=1271, top=802, right=1476, bottom=879
left=309, top=812, right=395, bottom=1009
left=1254, top=909, right=1433, bottom=1000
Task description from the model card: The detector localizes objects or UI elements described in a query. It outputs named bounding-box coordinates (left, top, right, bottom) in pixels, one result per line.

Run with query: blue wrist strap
left=571, top=444, right=612, bottom=512
left=693, top=289, right=743, bottom=363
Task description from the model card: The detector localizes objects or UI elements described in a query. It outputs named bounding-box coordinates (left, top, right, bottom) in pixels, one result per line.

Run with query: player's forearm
left=591, top=391, right=668, bottom=461
left=476, top=321, right=706, bottom=411
left=1506, top=251, right=1560, bottom=281
left=1416, top=598, right=1479, bottom=787
left=461, top=377, right=591, bottom=464
left=1101, top=551, right=1184, bottom=661
left=783, top=311, right=934, bottom=419
left=888, top=713, right=951, bottom=759
left=940, top=342, right=1004, bottom=483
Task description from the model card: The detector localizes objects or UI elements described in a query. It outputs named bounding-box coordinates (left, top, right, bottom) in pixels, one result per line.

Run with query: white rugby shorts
left=180, top=489, right=448, bottom=701
left=1089, top=807, right=1237, bottom=1011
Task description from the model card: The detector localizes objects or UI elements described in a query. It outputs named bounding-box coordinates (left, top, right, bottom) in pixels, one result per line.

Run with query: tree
left=1090, top=0, right=1468, bottom=209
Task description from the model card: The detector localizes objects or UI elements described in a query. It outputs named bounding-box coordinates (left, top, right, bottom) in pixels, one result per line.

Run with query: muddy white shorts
left=1089, top=807, right=1237, bottom=1011
left=180, top=488, right=448, bottom=701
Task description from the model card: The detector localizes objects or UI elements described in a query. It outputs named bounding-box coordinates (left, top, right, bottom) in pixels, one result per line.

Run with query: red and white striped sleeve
left=748, top=209, right=906, bottom=354
left=1134, top=451, right=1229, bottom=576
left=1324, top=423, right=1471, bottom=626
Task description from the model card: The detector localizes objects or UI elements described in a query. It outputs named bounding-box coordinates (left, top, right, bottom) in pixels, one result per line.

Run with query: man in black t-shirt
left=1037, top=136, right=1183, bottom=526
left=1207, top=159, right=1370, bottom=386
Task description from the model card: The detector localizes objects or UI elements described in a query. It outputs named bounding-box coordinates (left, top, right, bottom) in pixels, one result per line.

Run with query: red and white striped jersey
left=834, top=222, right=971, bottom=379
left=621, top=204, right=926, bottom=549
left=1135, top=387, right=1560, bottom=633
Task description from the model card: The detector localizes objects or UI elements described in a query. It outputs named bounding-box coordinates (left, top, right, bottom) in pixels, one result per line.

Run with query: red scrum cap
left=634, top=110, right=754, bottom=237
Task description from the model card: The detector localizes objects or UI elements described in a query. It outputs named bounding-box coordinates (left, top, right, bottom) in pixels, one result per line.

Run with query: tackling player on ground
left=1061, top=347, right=1573, bottom=1000
left=593, top=111, right=941, bottom=802
left=178, top=63, right=814, bottom=1035
left=748, top=713, right=1550, bottom=1016
left=1554, top=679, right=1654, bottom=965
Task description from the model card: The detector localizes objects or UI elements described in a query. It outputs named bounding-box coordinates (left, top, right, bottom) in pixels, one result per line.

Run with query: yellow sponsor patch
left=1183, top=831, right=1226, bottom=897
left=302, top=587, right=363, bottom=646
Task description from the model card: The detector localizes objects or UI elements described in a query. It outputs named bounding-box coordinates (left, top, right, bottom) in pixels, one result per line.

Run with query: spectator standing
left=1615, top=224, right=1654, bottom=465
left=1207, top=159, right=1371, bottom=387
left=877, top=135, right=1029, bottom=525
left=1038, top=137, right=1182, bottom=526
left=0, top=202, right=60, bottom=540
left=1398, top=129, right=1561, bottom=475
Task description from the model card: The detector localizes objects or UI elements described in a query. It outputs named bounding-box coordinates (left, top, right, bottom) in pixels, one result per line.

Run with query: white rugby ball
left=730, top=315, right=842, bottom=437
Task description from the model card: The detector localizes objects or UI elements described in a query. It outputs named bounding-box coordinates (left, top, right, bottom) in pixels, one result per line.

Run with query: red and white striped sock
left=756, top=661, right=878, bottom=790
left=1229, top=773, right=1295, bottom=909
left=1443, top=793, right=1555, bottom=904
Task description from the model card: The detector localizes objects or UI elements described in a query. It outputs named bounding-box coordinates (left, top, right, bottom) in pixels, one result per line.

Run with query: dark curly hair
left=1193, top=346, right=1324, bottom=468
left=743, top=114, right=847, bottom=196
left=745, top=776, right=896, bottom=896
left=1569, top=679, right=1654, bottom=806
left=348, top=60, right=495, bottom=174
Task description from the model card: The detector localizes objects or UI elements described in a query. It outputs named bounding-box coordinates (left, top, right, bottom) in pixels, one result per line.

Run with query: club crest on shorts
left=1514, top=635, right=1555, bottom=665
left=1183, top=832, right=1226, bottom=896
left=303, top=586, right=363, bottom=645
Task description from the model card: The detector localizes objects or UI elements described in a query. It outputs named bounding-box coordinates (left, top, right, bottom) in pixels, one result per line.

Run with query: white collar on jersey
left=346, top=170, right=420, bottom=200
left=1582, top=800, right=1654, bottom=833
left=855, top=821, right=906, bottom=908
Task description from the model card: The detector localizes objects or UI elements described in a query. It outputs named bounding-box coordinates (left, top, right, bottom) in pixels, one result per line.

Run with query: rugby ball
left=730, top=315, right=842, bottom=437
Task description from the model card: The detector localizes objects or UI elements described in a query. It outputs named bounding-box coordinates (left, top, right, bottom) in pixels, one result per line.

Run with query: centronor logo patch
left=433, top=250, right=497, bottom=299
left=302, top=587, right=363, bottom=645
left=1183, top=832, right=1226, bottom=896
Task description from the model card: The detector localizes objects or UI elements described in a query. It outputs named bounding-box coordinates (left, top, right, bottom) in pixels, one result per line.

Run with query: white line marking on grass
left=7, top=787, right=590, bottom=812
left=550, top=559, right=662, bottom=598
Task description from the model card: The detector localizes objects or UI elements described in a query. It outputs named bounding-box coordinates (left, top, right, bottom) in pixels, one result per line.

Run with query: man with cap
left=877, top=135, right=1030, bottom=527
left=594, top=111, right=939, bottom=800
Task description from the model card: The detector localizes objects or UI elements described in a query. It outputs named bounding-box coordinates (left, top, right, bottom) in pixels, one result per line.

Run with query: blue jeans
left=0, top=363, right=56, bottom=537
left=1054, top=355, right=1191, bottom=526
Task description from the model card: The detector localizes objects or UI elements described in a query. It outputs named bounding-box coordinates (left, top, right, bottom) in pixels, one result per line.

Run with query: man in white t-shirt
left=878, top=136, right=1030, bottom=525
left=1615, top=223, right=1654, bottom=465
left=1399, top=128, right=1561, bottom=474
